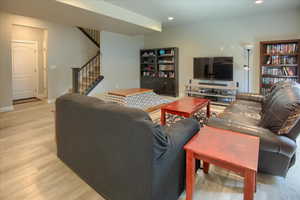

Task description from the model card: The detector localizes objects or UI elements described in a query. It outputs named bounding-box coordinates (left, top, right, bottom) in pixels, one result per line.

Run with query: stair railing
left=72, top=51, right=100, bottom=94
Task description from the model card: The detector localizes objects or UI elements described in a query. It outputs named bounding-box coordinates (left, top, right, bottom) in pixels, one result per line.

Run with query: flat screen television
left=193, top=57, right=233, bottom=81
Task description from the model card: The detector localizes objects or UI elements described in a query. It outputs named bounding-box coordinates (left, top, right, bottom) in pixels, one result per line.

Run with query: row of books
left=266, top=56, right=297, bottom=65
left=262, top=66, right=297, bottom=76
left=159, top=65, right=174, bottom=71
left=262, top=77, right=298, bottom=85
left=266, top=43, right=298, bottom=54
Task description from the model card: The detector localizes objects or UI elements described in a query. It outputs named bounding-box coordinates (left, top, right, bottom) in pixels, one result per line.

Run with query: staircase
left=72, top=27, right=104, bottom=95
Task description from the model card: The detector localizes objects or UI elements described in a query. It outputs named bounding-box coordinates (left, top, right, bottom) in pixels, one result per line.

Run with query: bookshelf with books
left=140, top=47, right=179, bottom=96
left=260, top=39, right=300, bottom=95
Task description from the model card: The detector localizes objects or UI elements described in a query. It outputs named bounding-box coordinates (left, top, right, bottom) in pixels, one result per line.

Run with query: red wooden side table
left=160, top=97, right=210, bottom=125
left=184, top=126, right=260, bottom=200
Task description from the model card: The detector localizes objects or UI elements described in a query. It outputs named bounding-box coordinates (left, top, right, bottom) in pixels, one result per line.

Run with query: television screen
left=193, top=57, right=233, bottom=81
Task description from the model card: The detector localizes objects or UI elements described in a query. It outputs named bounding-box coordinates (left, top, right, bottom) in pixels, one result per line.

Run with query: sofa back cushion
left=55, top=94, right=169, bottom=200
left=261, top=81, right=295, bottom=114
left=260, top=86, right=300, bottom=137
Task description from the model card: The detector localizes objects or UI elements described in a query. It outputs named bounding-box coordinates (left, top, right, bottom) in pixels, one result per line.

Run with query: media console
left=185, top=79, right=237, bottom=106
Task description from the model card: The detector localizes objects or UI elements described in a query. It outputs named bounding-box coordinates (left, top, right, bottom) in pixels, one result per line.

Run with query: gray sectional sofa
left=55, top=94, right=200, bottom=200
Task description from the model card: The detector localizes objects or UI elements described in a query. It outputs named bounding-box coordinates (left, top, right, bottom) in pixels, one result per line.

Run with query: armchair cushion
left=207, top=117, right=297, bottom=157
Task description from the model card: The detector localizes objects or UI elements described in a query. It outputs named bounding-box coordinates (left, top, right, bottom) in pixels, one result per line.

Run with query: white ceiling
left=0, top=0, right=161, bottom=35
left=102, top=0, right=300, bottom=26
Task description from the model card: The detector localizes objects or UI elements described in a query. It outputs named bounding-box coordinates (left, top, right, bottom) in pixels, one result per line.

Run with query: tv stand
left=185, top=80, right=237, bottom=106
left=198, top=82, right=228, bottom=87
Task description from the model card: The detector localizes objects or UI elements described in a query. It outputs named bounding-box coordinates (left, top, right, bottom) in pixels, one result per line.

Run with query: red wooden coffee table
left=184, top=126, right=259, bottom=200
left=160, top=97, right=210, bottom=125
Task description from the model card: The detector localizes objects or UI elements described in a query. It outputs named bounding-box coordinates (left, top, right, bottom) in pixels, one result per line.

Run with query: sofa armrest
left=237, top=93, right=265, bottom=103
left=207, top=117, right=297, bottom=157
left=152, top=119, right=200, bottom=199
left=164, top=118, right=200, bottom=153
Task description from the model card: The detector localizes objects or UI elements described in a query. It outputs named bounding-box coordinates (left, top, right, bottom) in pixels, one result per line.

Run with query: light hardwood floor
left=0, top=101, right=104, bottom=200
left=0, top=101, right=299, bottom=200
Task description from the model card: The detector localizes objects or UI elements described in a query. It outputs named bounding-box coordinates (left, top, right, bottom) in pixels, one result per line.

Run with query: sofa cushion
left=260, top=86, right=300, bottom=136
left=218, top=100, right=261, bottom=126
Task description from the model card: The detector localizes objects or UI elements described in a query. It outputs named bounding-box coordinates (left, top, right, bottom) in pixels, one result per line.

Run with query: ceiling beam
left=0, top=0, right=162, bottom=35
left=56, top=0, right=162, bottom=32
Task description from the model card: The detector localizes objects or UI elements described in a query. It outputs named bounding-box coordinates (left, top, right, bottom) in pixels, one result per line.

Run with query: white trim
left=0, top=106, right=14, bottom=113
left=11, top=40, right=37, bottom=44
left=43, top=30, right=48, bottom=98
left=37, top=94, right=46, bottom=99
left=47, top=99, right=56, bottom=104
left=11, top=40, right=39, bottom=99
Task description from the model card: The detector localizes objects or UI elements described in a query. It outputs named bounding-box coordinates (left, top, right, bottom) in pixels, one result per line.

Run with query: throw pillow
left=260, top=86, right=300, bottom=136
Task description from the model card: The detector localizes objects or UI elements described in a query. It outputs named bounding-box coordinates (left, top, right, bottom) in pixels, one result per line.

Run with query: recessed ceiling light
left=168, top=17, right=174, bottom=21
left=255, top=0, right=264, bottom=4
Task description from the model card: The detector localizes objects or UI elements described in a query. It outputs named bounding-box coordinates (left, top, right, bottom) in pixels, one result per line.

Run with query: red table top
left=161, top=97, right=209, bottom=114
left=184, top=126, right=260, bottom=171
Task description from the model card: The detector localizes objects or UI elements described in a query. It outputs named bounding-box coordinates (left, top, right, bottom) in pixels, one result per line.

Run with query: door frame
left=11, top=40, right=39, bottom=99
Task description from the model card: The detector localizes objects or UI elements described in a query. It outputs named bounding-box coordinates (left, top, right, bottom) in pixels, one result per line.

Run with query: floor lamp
left=244, top=44, right=254, bottom=93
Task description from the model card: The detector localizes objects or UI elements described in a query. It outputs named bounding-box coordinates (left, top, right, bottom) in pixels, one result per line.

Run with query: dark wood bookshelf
left=260, top=39, right=300, bottom=95
left=140, top=47, right=179, bottom=97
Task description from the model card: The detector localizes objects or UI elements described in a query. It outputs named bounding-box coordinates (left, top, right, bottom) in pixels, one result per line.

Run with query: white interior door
left=12, top=41, right=38, bottom=100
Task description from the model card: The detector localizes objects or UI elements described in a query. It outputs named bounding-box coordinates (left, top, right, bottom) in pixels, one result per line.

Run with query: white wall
left=0, top=11, right=98, bottom=108
left=144, top=9, right=300, bottom=95
left=89, top=31, right=144, bottom=95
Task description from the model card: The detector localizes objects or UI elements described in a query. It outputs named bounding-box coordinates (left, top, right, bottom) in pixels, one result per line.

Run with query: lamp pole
left=247, top=49, right=250, bottom=93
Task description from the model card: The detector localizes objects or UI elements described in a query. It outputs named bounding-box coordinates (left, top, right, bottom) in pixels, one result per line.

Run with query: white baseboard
left=47, top=99, right=56, bottom=104
left=37, top=94, right=47, bottom=99
left=0, top=106, right=14, bottom=113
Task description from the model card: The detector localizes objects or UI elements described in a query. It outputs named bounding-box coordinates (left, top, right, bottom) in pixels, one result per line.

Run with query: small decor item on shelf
left=142, top=52, right=149, bottom=57
left=149, top=52, right=155, bottom=56
left=142, top=51, right=156, bottom=57
left=159, top=49, right=165, bottom=55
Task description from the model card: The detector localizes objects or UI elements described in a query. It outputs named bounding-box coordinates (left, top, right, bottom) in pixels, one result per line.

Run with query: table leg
left=206, top=101, right=211, bottom=118
left=161, top=109, right=166, bottom=125
left=203, top=162, right=210, bottom=174
left=186, top=151, right=196, bottom=200
left=254, top=173, right=257, bottom=193
left=244, top=170, right=255, bottom=200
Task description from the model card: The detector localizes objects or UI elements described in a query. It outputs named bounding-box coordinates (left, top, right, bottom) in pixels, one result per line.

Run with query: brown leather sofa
left=208, top=81, right=300, bottom=177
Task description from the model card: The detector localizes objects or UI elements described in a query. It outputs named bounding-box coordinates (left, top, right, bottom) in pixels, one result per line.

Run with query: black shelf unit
left=140, top=47, right=179, bottom=97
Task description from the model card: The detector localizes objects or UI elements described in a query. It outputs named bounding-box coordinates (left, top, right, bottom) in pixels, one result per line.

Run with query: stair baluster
left=72, top=28, right=103, bottom=95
